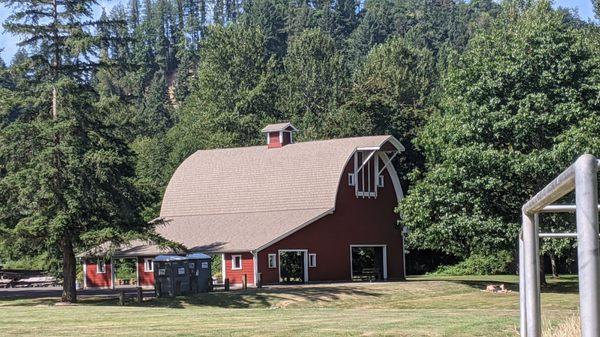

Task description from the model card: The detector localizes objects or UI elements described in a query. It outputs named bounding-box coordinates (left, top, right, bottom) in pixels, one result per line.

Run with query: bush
left=211, top=255, right=221, bottom=276
left=115, top=259, right=136, bottom=281
left=432, top=251, right=513, bottom=275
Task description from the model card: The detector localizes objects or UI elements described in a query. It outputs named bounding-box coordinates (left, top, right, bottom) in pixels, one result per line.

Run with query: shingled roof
left=156, top=135, right=403, bottom=253
left=260, top=122, right=298, bottom=133
left=77, top=240, right=184, bottom=258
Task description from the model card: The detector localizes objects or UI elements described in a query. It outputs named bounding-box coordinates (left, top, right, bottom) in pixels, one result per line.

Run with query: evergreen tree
left=153, top=0, right=173, bottom=71
left=279, top=28, right=349, bottom=141
left=183, top=0, right=202, bottom=42
left=225, top=0, right=239, bottom=22
left=0, top=55, right=17, bottom=127
left=169, top=24, right=280, bottom=165
left=346, top=0, right=401, bottom=67
left=318, top=0, right=360, bottom=41
left=199, top=0, right=208, bottom=35
left=130, top=0, right=142, bottom=28
left=0, top=0, right=147, bottom=302
left=137, top=70, right=174, bottom=136
left=214, top=0, right=225, bottom=25
left=241, top=0, right=289, bottom=58
left=347, top=0, right=499, bottom=69
left=285, top=0, right=315, bottom=38
left=131, top=136, right=171, bottom=220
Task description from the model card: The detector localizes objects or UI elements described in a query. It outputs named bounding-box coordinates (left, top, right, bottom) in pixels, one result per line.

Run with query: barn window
left=308, top=254, right=317, bottom=268
left=348, top=173, right=355, bottom=186
left=377, top=175, right=384, bottom=187
left=353, top=150, right=379, bottom=198
left=232, top=255, right=242, bottom=270
left=268, top=254, right=277, bottom=268
left=96, top=259, right=106, bottom=274
left=144, top=258, right=154, bottom=272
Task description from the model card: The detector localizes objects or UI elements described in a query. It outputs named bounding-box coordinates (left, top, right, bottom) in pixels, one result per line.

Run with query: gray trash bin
left=186, top=253, right=212, bottom=293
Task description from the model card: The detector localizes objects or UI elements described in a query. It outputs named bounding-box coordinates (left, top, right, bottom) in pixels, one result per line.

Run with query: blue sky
left=0, top=0, right=597, bottom=64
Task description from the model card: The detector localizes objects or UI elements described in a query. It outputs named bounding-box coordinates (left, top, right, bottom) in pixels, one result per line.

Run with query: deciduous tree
left=399, top=1, right=600, bottom=263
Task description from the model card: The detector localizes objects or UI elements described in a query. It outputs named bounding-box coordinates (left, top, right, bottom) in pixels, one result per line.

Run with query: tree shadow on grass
left=0, top=298, right=58, bottom=307
left=0, top=288, right=156, bottom=306
left=1, top=284, right=384, bottom=309
left=136, top=285, right=384, bottom=309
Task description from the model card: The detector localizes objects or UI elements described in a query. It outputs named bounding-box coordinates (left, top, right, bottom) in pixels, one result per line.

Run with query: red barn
left=81, top=123, right=406, bottom=287
left=156, top=123, right=406, bottom=286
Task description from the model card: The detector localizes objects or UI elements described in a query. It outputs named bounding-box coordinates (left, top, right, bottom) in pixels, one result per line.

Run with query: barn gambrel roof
left=156, top=135, right=404, bottom=253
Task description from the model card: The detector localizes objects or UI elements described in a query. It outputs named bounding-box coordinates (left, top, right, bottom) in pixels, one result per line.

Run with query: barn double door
left=350, top=245, right=388, bottom=281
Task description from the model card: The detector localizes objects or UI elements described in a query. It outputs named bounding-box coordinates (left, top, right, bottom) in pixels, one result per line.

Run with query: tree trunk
left=539, top=254, right=547, bottom=286
left=61, top=238, right=77, bottom=303
left=51, top=0, right=59, bottom=120
left=52, top=86, right=58, bottom=119
left=550, top=253, right=559, bottom=278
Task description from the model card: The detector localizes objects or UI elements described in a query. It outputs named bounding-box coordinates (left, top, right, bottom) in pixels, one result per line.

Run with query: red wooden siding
left=268, top=131, right=292, bottom=148
left=137, top=257, right=155, bottom=287
left=84, top=259, right=112, bottom=288
left=268, top=132, right=281, bottom=148
left=258, top=156, right=403, bottom=284
left=224, top=253, right=255, bottom=285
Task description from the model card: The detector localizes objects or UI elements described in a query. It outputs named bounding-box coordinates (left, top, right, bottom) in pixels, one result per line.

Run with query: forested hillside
left=86, top=0, right=504, bottom=220
left=1, top=0, right=599, bottom=300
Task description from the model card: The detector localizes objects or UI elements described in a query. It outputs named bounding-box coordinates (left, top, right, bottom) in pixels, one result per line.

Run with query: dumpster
left=153, top=255, right=189, bottom=297
left=186, top=253, right=212, bottom=293
left=154, top=253, right=213, bottom=297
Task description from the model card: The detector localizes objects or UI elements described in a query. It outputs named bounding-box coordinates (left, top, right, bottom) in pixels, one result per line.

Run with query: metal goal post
left=519, top=154, right=599, bottom=337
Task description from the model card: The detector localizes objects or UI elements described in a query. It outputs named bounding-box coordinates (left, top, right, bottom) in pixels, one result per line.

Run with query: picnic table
left=0, top=278, right=14, bottom=288
left=0, top=270, right=59, bottom=288
left=13, top=276, right=59, bottom=288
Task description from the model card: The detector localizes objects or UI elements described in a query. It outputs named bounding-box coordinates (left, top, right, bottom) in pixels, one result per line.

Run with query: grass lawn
left=0, top=275, right=579, bottom=336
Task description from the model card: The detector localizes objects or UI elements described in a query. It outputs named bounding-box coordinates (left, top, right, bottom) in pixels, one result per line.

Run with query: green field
left=0, top=275, right=579, bottom=337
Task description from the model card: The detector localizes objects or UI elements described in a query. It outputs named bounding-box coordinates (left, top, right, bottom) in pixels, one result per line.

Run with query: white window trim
left=268, top=253, right=277, bottom=268
left=221, top=254, right=226, bottom=284
left=348, top=173, right=355, bottom=186
left=232, top=255, right=242, bottom=270
left=96, top=259, right=106, bottom=274
left=144, top=258, right=154, bottom=272
left=83, top=262, right=88, bottom=289
left=378, top=175, right=384, bottom=187
left=308, top=253, right=317, bottom=268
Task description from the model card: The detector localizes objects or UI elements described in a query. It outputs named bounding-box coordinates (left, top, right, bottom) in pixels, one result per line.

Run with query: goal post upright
left=575, top=155, right=600, bottom=337
left=519, top=154, right=599, bottom=337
